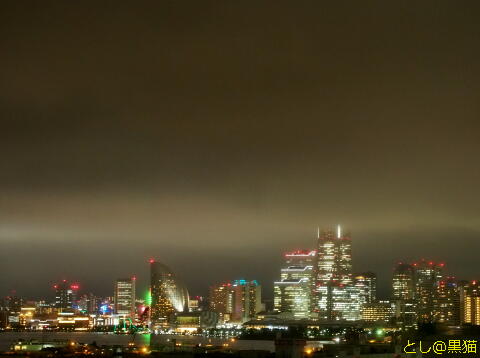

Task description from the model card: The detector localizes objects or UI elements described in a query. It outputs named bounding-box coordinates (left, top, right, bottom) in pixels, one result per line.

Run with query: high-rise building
left=460, top=280, right=480, bottom=325
left=284, top=250, right=316, bottom=266
left=314, top=227, right=352, bottom=286
left=434, top=276, right=460, bottom=325
left=114, top=277, right=136, bottom=318
left=77, top=293, right=98, bottom=314
left=362, top=301, right=394, bottom=322
left=274, top=278, right=311, bottom=319
left=274, top=250, right=314, bottom=319
left=150, top=260, right=189, bottom=326
left=354, top=272, right=377, bottom=304
left=231, top=280, right=262, bottom=323
left=392, top=263, right=415, bottom=301
left=313, top=227, right=355, bottom=320
left=413, top=260, right=444, bottom=322
left=209, top=283, right=234, bottom=322
left=54, top=280, right=78, bottom=311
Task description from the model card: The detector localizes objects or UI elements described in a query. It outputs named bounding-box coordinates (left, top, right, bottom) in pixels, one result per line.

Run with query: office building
left=209, top=283, right=234, bottom=322
left=313, top=227, right=355, bottom=320
left=284, top=250, right=316, bottom=266
left=231, top=279, right=262, bottom=323
left=274, top=278, right=311, bottom=319
left=460, top=280, right=480, bottom=325
left=354, top=272, right=377, bottom=304
left=150, top=260, right=189, bottom=326
left=434, top=276, right=460, bottom=325
left=114, top=277, right=136, bottom=318
left=413, top=260, right=444, bottom=322
left=274, top=250, right=314, bottom=319
left=392, top=263, right=415, bottom=301
left=54, top=280, right=78, bottom=311
left=362, top=301, right=394, bottom=322
left=314, top=227, right=352, bottom=286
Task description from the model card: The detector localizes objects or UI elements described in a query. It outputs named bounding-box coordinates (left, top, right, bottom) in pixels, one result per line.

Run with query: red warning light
left=149, top=258, right=155, bottom=264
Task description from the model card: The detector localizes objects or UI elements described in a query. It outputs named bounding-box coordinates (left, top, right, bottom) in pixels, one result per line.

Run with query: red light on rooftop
left=53, top=285, right=58, bottom=289
left=149, top=258, right=155, bottom=264
left=429, top=261, right=433, bottom=265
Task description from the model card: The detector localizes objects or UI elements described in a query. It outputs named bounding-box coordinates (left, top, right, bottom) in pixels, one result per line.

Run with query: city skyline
left=2, top=225, right=476, bottom=333
left=1, top=227, right=476, bottom=304
left=2, top=1, right=480, bottom=309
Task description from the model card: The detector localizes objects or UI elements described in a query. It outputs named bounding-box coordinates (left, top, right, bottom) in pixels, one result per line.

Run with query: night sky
left=1, top=1, right=480, bottom=301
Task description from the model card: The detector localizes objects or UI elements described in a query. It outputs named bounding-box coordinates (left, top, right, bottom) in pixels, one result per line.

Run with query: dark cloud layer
left=1, top=1, right=480, bottom=300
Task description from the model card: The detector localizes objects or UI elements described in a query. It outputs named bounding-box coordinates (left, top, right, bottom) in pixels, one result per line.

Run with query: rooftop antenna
left=317, top=227, right=320, bottom=239
left=337, top=224, right=341, bottom=238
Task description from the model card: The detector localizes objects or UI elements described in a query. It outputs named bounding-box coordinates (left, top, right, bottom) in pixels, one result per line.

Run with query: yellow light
left=306, top=349, right=313, bottom=354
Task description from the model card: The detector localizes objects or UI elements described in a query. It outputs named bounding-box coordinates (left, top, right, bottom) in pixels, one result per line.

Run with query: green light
left=146, top=290, right=152, bottom=305
left=376, top=328, right=384, bottom=336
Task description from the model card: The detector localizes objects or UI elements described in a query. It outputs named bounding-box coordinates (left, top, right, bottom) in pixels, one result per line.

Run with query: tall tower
left=114, top=277, right=136, bottom=318
left=461, top=280, right=480, bottom=325
left=413, top=260, right=444, bottom=322
left=231, top=280, right=262, bottom=323
left=209, top=282, right=234, bottom=323
left=274, top=250, right=315, bottom=319
left=54, top=280, right=78, bottom=311
left=434, top=276, right=460, bottom=325
left=150, top=260, right=189, bottom=326
left=392, top=263, right=415, bottom=300
left=313, top=226, right=355, bottom=320
left=354, top=272, right=377, bottom=304
left=315, top=227, right=352, bottom=285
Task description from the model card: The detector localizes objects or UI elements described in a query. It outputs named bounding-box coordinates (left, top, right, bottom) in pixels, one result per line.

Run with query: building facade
left=114, top=277, right=136, bottom=318
left=274, top=250, right=314, bottom=319
left=313, top=227, right=355, bottom=320
left=413, top=260, right=444, bottom=322
left=54, top=280, right=78, bottom=311
left=231, top=279, right=262, bottom=323
left=150, top=260, right=189, bottom=326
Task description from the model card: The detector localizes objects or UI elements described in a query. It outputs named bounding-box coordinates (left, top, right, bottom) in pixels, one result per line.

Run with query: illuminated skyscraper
left=150, top=260, right=189, bottom=326
left=284, top=250, right=316, bottom=266
left=434, top=276, right=460, bottom=325
left=392, top=263, right=415, bottom=300
left=54, top=280, right=78, bottom=311
left=114, top=277, right=136, bottom=318
left=313, top=227, right=354, bottom=320
left=231, top=280, right=261, bottom=323
left=274, top=251, right=314, bottom=319
left=209, top=282, right=234, bottom=322
left=362, top=301, right=394, bottom=322
left=460, top=280, right=480, bottom=325
left=392, top=263, right=417, bottom=329
left=314, top=227, right=352, bottom=286
left=413, top=260, right=444, bottom=322
left=354, top=272, right=377, bottom=304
